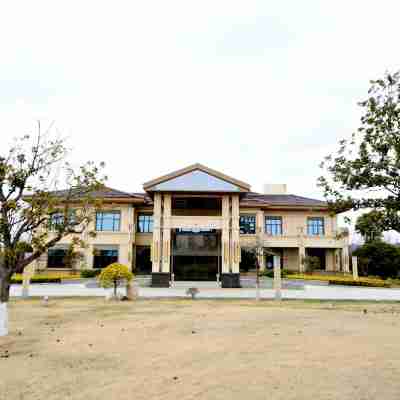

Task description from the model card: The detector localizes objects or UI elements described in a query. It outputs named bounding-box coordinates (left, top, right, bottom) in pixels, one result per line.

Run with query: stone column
left=256, top=209, right=265, bottom=270
left=162, top=194, right=172, bottom=274
left=342, top=245, right=350, bottom=273
left=221, top=195, right=230, bottom=275
left=151, top=193, right=169, bottom=287
left=230, top=195, right=240, bottom=274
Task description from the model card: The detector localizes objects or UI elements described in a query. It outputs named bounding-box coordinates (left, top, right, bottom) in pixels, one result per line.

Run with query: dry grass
left=1, top=298, right=400, bottom=400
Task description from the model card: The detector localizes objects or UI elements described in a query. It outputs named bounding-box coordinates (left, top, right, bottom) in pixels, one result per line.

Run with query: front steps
left=171, top=281, right=221, bottom=289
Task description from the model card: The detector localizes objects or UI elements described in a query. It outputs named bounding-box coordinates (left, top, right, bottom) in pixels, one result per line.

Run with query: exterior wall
left=36, top=198, right=349, bottom=275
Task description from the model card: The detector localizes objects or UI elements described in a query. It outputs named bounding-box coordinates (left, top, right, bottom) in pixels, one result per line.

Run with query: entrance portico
left=143, top=164, right=250, bottom=288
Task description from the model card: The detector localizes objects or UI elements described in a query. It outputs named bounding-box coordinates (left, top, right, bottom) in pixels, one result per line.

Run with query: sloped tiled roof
left=48, top=186, right=134, bottom=199
left=240, top=192, right=327, bottom=207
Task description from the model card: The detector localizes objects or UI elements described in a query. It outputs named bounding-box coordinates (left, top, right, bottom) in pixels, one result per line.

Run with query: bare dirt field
left=1, top=299, right=400, bottom=400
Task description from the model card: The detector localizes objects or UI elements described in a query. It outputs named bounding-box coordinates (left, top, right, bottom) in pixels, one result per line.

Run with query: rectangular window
left=47, top=248, right=67, bottom=268
left=93, top=249, right=119, bottom=268
left=95, top=211, right=121, bottom=232
left=239, top=215, right=256, bottom=234
left=265, top=216, right=283, bottom=236
left=137, top=214, right=153, bottom=233
left=49, top=210, right=76, bottom=230
left=307, top=217, right=325, bottom=236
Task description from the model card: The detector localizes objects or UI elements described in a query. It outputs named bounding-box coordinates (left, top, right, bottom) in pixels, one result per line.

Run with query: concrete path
left=9, top=282, right=400, bottom=301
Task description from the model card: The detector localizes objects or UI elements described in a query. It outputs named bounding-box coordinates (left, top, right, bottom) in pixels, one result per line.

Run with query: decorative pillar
left=256, top=209, right=265, bottom=270
left=151, top=193, right=169, bottom=287
left=231, top=195, right=240, bottom=274
left=162, top=194, right=172, bottom=274
left=221, top=195, right=240, bottom=288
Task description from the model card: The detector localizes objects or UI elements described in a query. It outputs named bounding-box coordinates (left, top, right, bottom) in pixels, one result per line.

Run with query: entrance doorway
left=171, top=229, right=221, bottom=281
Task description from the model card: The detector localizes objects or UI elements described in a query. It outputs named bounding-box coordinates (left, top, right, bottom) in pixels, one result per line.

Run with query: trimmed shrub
left=11, top=277, right=62, bottom=284
left=80, top=269, right=101, bottom=278
left=328, top=279, right=390, bottom=288
left=260, top=269, right=290, bottom=278
left=98, top=263, right=134, bottom=297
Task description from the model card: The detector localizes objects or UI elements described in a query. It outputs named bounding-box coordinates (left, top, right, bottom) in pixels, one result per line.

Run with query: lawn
left=1, top=298, right=400, bottom=400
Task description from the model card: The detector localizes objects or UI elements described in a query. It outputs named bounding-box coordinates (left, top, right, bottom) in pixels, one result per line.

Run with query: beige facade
left=37, top=164, right=349, bottom=287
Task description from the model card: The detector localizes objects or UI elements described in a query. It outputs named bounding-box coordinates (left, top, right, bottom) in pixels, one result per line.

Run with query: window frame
left=137, top=214, right=153, bottom=233
left=265, top=216, right=283, bottom=236
left=239, top=214, right=256, bottom=235
left=95, top=210, right=121, bottom=232
left=307, top=217, right=325, bottom=236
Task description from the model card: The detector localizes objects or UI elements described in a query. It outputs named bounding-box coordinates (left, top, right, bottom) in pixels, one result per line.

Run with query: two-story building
left=37, top=164, right=349, bottom=287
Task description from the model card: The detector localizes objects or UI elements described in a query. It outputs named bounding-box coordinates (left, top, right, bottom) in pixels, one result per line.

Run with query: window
left=240, top=215, right=256, bottom=234
left=93, top=248, right=119, bottom=268
left=95, top=211, right=121, bottom=231
left=49, top=210, right=76, bottom=230
left=137, top=214, right=153, bottom=233
left=265, top=216, right=282, bottom=236
left=47, top=248, right=67, bottom=268
left=307, top=217, right=325, bottom=236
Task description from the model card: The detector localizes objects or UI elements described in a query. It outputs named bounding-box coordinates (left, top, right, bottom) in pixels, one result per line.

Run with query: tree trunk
left=0, top=275, right=10, bottom=336
left=113, top=281, right=117, bottom=298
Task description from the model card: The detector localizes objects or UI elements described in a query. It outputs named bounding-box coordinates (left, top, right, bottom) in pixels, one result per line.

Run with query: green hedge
left=260, top=269, right=291, bottom=278
left=80, top=269, right=101, bottom=278
left=328, top=279, right=390, bottom=288
left=11, top=277, right=62, bottom=284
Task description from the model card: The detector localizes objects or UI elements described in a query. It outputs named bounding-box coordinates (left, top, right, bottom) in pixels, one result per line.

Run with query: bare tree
left=0, top=123, right=106, bottom=335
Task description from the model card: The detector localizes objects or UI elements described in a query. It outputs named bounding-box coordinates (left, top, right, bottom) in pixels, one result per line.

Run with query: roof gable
left=143, top=163, right=250, bottom=192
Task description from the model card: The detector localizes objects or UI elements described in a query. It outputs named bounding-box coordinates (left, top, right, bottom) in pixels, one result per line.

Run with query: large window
left=47, top=248, right=67, bottom=268
left=307, top=217, right=325, bottom=236
left=137, top=214, right=153, bottom=233
left=95, top=211, right=121, bottom=231
left=265, top=216, right=283, bottom=236
left=240, top=215, right=256, bottom=234
left=93, top=248, right=119, bottom=268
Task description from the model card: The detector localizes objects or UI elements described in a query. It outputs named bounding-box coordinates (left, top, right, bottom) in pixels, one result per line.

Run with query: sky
left=1, top=1, right=400, bottom=238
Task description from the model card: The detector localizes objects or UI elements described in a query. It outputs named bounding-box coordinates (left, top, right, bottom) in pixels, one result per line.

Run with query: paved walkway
left=9, top=282, right=400, bottom=301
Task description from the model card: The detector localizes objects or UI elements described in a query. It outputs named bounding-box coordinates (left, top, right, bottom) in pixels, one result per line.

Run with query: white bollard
left=352, top=256, right=359, bottom=281
left=273, top=255, right=282, bottom=301
left=0, top=302, right=8, bottom=336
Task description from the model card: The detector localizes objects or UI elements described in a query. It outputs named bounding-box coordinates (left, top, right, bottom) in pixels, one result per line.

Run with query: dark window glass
left=265, top=216, right=283, bottom=236
left=47, top=248, right=67, bottom=268
left=239, top=215, right=256, bottom=234
left=307, top=217, right=325, bottom=236
left=93, top=249, right=118, bottom=268
left=137, top=214, right=153, bottom=233
left=135, top=246, right=152, bottom=274
left=95, top=211, right=121, bottom=231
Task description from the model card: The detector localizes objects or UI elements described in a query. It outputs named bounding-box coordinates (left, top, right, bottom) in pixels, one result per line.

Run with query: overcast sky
left=1, top=1, right=400, bottom=236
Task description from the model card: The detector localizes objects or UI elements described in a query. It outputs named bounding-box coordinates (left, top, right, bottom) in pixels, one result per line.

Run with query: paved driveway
left=10, top=282, right=400, bottom=301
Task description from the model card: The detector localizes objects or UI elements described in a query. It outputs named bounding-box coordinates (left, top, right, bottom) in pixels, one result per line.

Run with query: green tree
left=318, top=71, right=400, bottom=232
left=353, top=241, right=400, bottom=278
left=355, top=210, right=385, bottom=242
left=0, top=123, right=106, bottom=334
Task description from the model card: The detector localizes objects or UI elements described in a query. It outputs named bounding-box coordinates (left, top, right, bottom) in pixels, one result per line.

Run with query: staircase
left=171, top=281, right=221, bottom=289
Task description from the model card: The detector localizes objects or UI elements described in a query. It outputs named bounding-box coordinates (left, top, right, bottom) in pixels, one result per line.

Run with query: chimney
left=263, top=184, right=287, bottom=195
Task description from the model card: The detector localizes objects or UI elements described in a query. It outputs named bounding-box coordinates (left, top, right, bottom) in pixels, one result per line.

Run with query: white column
left=298, top=246, right=306, bottom=273
left=256, top=209, right=265, bottom=270
left=273, top=255, right=282, bottom=300
left=0, top=302, right=8, bottom=336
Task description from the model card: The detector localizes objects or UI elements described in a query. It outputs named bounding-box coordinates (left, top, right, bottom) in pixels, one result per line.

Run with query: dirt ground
left=1, top=299, right=400, bottom=400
